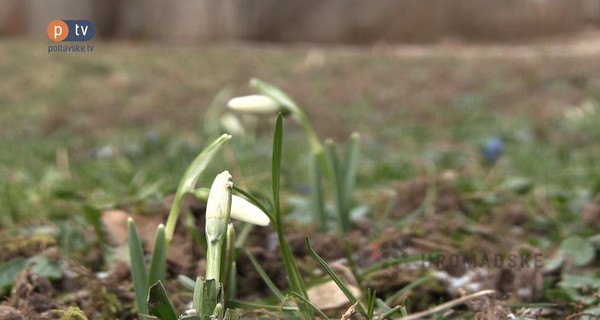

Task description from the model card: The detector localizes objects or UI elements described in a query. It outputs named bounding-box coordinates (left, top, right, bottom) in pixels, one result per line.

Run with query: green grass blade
left=178, top=274, right=195, bottom=291
left=309, top=151, right=327, bottom=231
left=227, top=262, right=237, bottom=303
left=148, top=224, right=166, bottom=288
left=367, top=288, right=376, bottom=318
left=385, top=274, right=432, bottom=305
left=380, top=305, right=403, bottom=319
left=192, top=276, right=203, bottom=313
left=325, top=140, right=348, bottom=233
left=165, top=134, right=231, bottom=246
left=246, top=251, right=285, bottom=302
left=272, top=113, right=313, bottom=319
left=127, top=217, right=149, bottom=315
left=360, top=253, right=438, bottom=277
left=272, top=114, right=283, bottom=223
left=342, top=132, right=360, bottom=214
left=227, top=300, right=298, bottom=313
left=305, top=236, right=367, bottom=317
left=148, top=281, right=178, bottom=320
left=291, top=292, right=331, bottom=320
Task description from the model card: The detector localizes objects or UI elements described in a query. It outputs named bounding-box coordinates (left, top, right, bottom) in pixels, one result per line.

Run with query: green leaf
left=165, top=134, right=232, bottom=245
left=272, top=114, right=283, bottom=223
left=325, top=140, right=347, bottom=233
left=360, top=254, right=436, bottom=277
left=366, top=288, right=376, bottom=318
left=246, top=251, right=285, bottom=302
left=0, top=255, right=63, bottom=297
left=178, top=274, right=195, bottom=291
left=148, top=224, right=166, bottom=288
left=342, top=132, right=360, bottom=216
left=309, top=151, right=327, bottom=231
left=223, top=309, right=241, bottom=320
left=0, top=258, right=27, bottom=296
left=148, top=281, right=178, bottom=320
left=227, top=300, right=298, bottom=313
left=385, top=274, right=432, bottom=305
left=306, top=236, right=367, bottom=317
left=28, top=255, right=62, bottom=280
left=82, top=204, right=106, bottom=245
left=560, top=236, right=595, bottom=267
left=291, top=292, right=331, bottom=320
left=271, top=113, right=312, bottom=320
left=193, top=277, right=219, bottom=318
left=128, top=217, right=149, bottom=315
left=558, top=274, right=600, bottom=289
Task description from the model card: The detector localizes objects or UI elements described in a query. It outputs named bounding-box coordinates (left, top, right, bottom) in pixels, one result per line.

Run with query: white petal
left=227, top=95, right=280, bottom=115
left=230, top=195, right=270, bottom=226
left=205, top=171, right=233, bottom=220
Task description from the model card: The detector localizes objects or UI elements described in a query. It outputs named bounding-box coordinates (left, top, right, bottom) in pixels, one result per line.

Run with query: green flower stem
left=164, top=134, right=231, bottom=247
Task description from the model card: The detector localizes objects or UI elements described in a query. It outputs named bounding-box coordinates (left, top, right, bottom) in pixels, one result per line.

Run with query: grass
left=1, top=38, right=600, bottom=318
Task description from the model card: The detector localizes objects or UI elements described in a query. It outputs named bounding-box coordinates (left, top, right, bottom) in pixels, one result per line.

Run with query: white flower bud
left=231, top=195, right=270, bottom=226
left=205, top=171, right=233, bottom=240
left=227, top=95, right=281, bottom=116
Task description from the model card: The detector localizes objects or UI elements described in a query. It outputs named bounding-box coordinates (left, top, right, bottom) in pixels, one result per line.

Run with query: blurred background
left=2, top=0, right=600, bottom=43
left=1, top=0, right=600, bottom=228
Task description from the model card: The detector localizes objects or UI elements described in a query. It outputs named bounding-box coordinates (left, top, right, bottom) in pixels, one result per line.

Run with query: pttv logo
left=47, top=20, right=95, bottom=42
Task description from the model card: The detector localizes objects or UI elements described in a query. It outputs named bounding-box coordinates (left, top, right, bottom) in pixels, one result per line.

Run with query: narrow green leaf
left=227, top=300, right=298, bottom=313
left=341, top=132, right=360, bottom=216
left=178, top=274, right=195, bottom=291
left=194, top=277, right=219, bottom=318
left=272, top=113, right=312, bottom=320
left=325, top=140, right=348, bottom=233
left=148, top=281, right=178, bottom=320
left=309, top=151, right=327, bottom=231
left=148, top=224, right=166, bottom=288
left=291, top=292, right=331, bottom=320
left=223, top=309, right=241, bottom=320
left=380, top=305, right=403, bottom=319
left=246, top=251, right=285, bottom=302
left=367, top=288, right=376, bottom=318
left=306, top=236, right=367, bottom=317
left=128, top=217, right=149, bottom=315
left=385, top=274, right=432, bottom=305
left=227, top=262, right=237, bottom=303
left=192, top=276, right=203, bottom=315
left=165, top=134, right=232, bottom=246
left=272, top=114, right=283, bottom=223
left=360, top=254, right=438, bottom=277
left=376, top=298, right=392, bottom=313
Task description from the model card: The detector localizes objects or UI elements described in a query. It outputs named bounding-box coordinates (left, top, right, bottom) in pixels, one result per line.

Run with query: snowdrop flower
left=194, top=187, right=270, bottom=226
left=205, top=171, right=233, bottom=243
left=230, top=195, right=270, bottom=226
left=227, top=95, right=282, bottom=116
